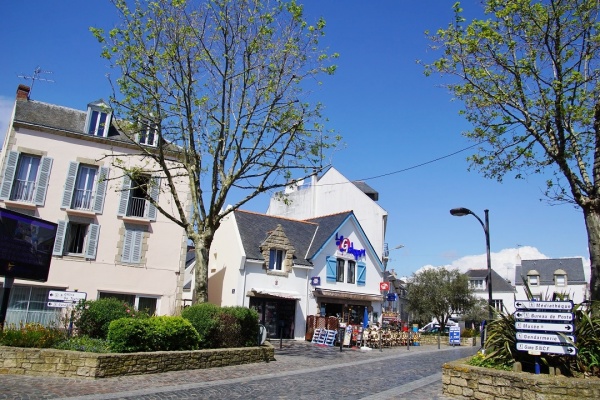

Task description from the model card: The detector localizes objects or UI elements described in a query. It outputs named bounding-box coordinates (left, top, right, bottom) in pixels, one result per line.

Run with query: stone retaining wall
left=442, top=357, right=600, bottom=399
left=0, top=343, right=275, bottom=378
left=418, top=335, right=476, bottom=347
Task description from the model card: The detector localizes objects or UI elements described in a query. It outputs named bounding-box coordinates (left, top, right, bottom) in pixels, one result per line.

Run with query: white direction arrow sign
left=514, top=300, right=573, bottom=311
left=517, top=342, right=577, bottom=355
left=47, top=301, right=70, bottom=308
left=516, top=332, right=575, bottom=344
left=515, top=311, right=573, bottom=321
left=48, top=290, right=87, bottom=303
left=515, top=321, right=574, bottom=333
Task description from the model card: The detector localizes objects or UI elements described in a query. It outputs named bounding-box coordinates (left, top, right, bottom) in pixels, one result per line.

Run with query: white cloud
left=0, top=96, right=14, bottom=148
left=415, top=246, right=590, bottom=284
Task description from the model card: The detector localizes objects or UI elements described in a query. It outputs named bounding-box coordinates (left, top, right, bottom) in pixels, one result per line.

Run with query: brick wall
left=0, top=344, right=275, bottom=378
left=442, top=357, right=600, bottom=399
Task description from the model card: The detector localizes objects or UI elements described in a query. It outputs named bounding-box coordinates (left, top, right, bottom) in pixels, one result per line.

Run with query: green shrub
left=220, top=306, right=259, bottom=347
left=108, top=316, right=200, bottom=353
left=181, top=303, right=221, bottom=349
left=0, top=323, right=66, bottom=348
left=55, top=336, right=111, bottom=353
left=74, top=298, right=147, bottom=339
left=461, top=328, right=476, bottom=338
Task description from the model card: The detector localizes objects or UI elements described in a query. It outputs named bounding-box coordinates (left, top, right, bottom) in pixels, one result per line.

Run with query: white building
left=266, top=167, right=388, bottom=261
left=515, top=258, right=588, bottom=305
left=186, top=209, right=385, bottom=340
left=0, top=85, right=189, bottom=326
left=466, top=268, right=516, bottom=315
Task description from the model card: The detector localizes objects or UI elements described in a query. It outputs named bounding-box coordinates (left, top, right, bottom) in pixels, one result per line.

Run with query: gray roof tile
left=515, top=258, right=586, bottom=285
left=466, top=268, right=515, bottom=293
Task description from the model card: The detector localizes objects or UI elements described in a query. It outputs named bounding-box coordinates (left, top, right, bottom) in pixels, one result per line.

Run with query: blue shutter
left=85, top=224, right=100, bottom=259
left=117, top=175, right=131, bottom=216
left=357, top=262, right=366, bottom=285
left=52, top=220, right=67, bottom=256
left=92, top=167, right=109, bottom=213
left=0, top=151, right=19, bottom=200
left=147, top=176, right=160, bottom=221
left=34, top=157, right=53, bottom=206
left=121, top=228, right=133, bottom=263
left=61, top=161, right=79, bottom=209
left=326, top=256, right=337, bottom=281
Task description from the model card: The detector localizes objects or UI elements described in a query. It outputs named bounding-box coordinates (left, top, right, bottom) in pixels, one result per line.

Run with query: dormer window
left=85, top=100, right=112, bottom=137
left=554, top=269, right=567, bottom=287
left=268, top=249, right=284, bottom=271
left=138, top=122, right=158, bottom=147
left=527, top=269, right=540, bottom=286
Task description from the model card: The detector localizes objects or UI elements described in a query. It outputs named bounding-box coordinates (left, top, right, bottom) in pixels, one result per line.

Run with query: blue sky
left=0, top=1, right=590, bottom=281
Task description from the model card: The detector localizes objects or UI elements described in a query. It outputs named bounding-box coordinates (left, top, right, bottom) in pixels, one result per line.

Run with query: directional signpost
left=514, top=300, right=576, bottom=373
left=47, top=290, right=87, bottom=308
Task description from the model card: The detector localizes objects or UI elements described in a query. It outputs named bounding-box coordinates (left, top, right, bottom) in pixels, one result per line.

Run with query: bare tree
left=92, top=0, right=339, bottom=303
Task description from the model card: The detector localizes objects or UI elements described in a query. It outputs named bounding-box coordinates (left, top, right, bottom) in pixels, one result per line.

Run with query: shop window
left=336, top=259, right=345, bottom=282
left=269, top=249, right=284, bottom=270
left=347, top=260, right=355, bottom=284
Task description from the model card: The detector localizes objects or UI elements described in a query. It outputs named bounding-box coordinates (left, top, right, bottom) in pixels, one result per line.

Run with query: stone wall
left=417, top=335, right=476, bottom=347
left=0, top=343, right=275, bottom=378
left=442, top=357, right=600, bottom=399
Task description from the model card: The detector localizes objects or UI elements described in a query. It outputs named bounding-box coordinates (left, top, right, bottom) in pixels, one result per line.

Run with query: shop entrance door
left=250, top=297, right=296, bottom=339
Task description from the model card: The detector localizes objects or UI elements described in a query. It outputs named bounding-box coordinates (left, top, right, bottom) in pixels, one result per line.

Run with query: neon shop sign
left=335, top=233, right=366, bottom=260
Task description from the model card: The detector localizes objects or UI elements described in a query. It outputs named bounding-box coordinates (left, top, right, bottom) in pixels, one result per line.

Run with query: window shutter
left=34, top=157, right=53, bottom=206
left=92, top=167, right=109, bottom=214
left=117, top=175, right=131, bottom=216
left=357, top=262, right=366, bottom=285
left=326, top=256, right=337, bottom=281
left=85, top=224, right=100, bottom=259
left=131, top=229, right=143, bottom=263
left=61, top=161, right=79, bottom=209
left=121, top=228, right=133, bottom=263
left=52, top=220, right=67, bottom=256
left=147, top=176, right=160, bottom=221
left=0, top=151, right=19, bottom=200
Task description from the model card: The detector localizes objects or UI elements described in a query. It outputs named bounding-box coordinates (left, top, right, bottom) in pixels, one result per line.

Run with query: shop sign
left=379, top=282, right=390, bottom=291
left=386, top=293, right=397, bottom=301
left=335, top=233, right=366, bottom=260
left=310, top=277, right=321, bottom=286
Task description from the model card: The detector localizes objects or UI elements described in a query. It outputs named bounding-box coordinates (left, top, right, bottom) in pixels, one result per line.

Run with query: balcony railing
left=10, top=179, right=36, bottom=202
left=127, top=196, right=148, bottom=218
left=71, top=189, right=94, bottom=210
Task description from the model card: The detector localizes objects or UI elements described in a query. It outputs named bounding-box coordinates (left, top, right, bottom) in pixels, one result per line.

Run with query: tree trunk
left=191, top=236, right=210, bottom=304
left=584, top=205, right=600, bottom=301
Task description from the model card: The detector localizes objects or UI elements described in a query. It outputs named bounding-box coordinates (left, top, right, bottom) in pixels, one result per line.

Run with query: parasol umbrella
left=362, top=307, right=369, bottom=329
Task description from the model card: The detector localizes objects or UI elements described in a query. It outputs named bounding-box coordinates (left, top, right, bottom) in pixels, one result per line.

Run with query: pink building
left=0, top=85, right=189, bottom=326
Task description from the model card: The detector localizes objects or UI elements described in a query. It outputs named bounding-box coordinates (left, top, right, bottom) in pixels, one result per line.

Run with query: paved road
left=0, top=341, right=477, bottom=399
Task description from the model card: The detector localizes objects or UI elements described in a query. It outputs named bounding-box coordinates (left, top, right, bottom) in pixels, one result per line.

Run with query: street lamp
left=449, top=208, right=493, bottom=323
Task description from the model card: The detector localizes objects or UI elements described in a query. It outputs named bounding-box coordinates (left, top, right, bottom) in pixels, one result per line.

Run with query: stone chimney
left=16, top=84, right=30, bottom=100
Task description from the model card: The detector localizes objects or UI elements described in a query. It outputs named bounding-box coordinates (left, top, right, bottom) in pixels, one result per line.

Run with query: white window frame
left=336, top=258, right=345, bottom=283
left=0, top=151, right=53, bottom=206
left=52, top=220, right=100, bottom=259
left=268, top=249, right=284, bottom=271
left=347, top=260, right=356, bottom=284
left=98, top=291, right=159, bottom=315
left=137, top=122, right=158, bottom=147
left=528, top=275, right=539, bottom=286
left=85, top=103, right=112, bottom=137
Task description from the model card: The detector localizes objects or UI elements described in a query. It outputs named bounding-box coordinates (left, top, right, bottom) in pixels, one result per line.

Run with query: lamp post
left=380, top=244, right=404, bottom=352
left=449, top=208, right=493, bottom=323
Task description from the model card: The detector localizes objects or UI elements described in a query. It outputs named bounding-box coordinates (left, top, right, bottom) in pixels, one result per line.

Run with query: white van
left=418, top=319, right=458, bottom=333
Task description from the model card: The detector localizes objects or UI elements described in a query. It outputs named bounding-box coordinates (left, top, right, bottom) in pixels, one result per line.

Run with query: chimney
left=16, top=85, right=30, bottom=100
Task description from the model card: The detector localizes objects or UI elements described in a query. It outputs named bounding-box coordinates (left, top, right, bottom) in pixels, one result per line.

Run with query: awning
left=313, top=288, right=383, bottom=302
left=247, top=288, right=302, bottom=300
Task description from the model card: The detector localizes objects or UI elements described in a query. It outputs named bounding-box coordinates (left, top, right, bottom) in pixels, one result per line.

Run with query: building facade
left=0, top=85, right=189, bottom=326
left=186, top=209, right=385, bottom=340
left=466, top=268, right=516, bottom=315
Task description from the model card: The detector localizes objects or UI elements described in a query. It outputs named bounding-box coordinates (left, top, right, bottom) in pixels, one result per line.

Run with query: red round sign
left=380, top=282, right=390, bottom=291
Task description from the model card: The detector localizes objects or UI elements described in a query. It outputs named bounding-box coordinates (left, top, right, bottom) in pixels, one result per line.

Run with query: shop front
left=248, top=288, right=299, bottom=339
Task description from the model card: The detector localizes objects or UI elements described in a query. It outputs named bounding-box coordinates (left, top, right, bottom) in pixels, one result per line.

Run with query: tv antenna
left=18, top=66, right=54, bottom=99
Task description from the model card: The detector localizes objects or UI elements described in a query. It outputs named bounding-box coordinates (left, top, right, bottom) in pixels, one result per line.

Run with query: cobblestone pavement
left=0, top=341, right=477, bottom=399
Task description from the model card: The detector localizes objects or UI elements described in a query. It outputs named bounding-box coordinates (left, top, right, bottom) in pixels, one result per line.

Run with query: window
left=61, top=162, right=109, bottom=213
left=117, top=174, right=160, bottom=220
left=85, top=101, right=112, bottom=137
left=0, top=151, right=52, bottom=205
left=492, top=299, right=504, bottom=312
left=470, top=279, right=484, bottom=290
left=336, top=259, right=345, bottom=283
left=52, top=220, right=100, bottom=259
left=121, top=225, right=146, bottom=264
left=99, top=292, right=158, bottom=316
left=347, top=260, right=356, bottom=284
left=554, top=269, right=567, bottom=287
left=269, top=249, right=284, bottom=271
left=138, top=122, right=158, bottom=147
left=5, top=286, right=62, bottom=327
